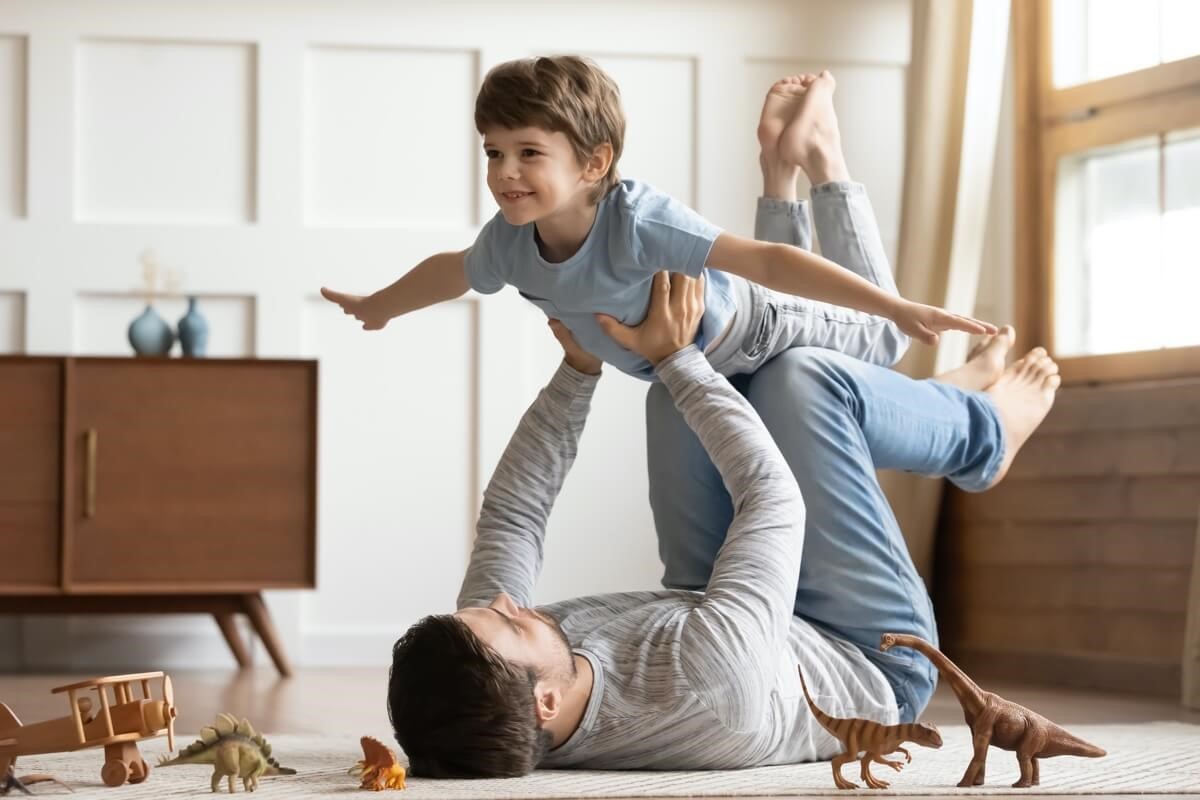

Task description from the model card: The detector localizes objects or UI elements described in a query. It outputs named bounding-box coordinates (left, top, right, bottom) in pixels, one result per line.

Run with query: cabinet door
left=68, top=360, right=316, bottom=591
left=0, top=360, right=63, bottom=592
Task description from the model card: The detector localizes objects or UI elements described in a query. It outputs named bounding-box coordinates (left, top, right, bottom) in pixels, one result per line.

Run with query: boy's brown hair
left=475, top=55, right=625, bottom=203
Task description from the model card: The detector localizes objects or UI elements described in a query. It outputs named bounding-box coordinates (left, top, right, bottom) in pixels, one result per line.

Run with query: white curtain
left=883, top=0, right=1012, bottom=583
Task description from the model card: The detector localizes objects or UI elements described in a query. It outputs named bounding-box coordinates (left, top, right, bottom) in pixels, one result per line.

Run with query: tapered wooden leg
left=214, top=612, right=251, bottom=668
left=242, top=593, right=293, bottom=678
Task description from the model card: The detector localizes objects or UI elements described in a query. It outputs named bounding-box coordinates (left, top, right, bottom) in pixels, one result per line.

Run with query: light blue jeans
left=647, top=185, right=1006, bottom=722
left=706, top=183, right=910, bottom=376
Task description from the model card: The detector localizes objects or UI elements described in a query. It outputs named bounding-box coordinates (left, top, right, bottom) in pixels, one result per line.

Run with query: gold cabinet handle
left=85, top=428, right=98, bottom=519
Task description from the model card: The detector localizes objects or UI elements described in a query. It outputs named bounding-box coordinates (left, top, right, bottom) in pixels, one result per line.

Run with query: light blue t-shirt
left=464, top=179, right=737, bottom=381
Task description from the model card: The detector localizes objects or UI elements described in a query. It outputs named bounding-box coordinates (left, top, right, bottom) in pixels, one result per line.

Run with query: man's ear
left=582, top=143, right=613, bottom=183
left=533, top=682, right=563, bottom=724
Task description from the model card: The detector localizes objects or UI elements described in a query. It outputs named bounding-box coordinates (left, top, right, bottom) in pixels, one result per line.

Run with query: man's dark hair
left=388, top=614, right=553, bottom=777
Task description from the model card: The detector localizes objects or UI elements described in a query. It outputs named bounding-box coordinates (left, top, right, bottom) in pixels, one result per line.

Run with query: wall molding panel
left=0, top=34, right=27, bottom=219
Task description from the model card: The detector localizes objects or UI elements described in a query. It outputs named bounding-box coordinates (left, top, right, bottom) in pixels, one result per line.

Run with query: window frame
left=1013, top=0, right=1200, bottom=384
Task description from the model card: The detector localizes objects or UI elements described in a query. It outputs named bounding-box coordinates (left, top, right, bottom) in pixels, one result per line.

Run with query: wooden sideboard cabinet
left=0, top=356, right=317, bottom=677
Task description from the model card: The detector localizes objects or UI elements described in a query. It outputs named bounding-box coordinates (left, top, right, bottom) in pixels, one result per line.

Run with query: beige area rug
left=8, top=723, right=1199, bottom=798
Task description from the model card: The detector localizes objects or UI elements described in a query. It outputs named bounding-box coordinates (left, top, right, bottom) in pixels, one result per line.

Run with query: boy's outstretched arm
left=321, top=249, right=470, bottom=330
left=707, top=232, right=996, bottom=345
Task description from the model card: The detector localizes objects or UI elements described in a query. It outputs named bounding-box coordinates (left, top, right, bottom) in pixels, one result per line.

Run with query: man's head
left=475, top=55, right=625, bottom=222
left=387, top=592, right=577, bottom=777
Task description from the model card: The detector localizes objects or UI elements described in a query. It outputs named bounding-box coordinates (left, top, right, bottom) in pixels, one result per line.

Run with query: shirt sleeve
left=456, top=361, right=600, bottom=609
left=629, top=191, right=723, bottom=279
left=655, top=346, right=806, bottom=733
left=463, top=213, right=515, bottom=294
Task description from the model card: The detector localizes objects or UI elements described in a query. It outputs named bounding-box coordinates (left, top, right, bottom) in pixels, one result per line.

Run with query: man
left=387, top=270, right=1059, bottom=777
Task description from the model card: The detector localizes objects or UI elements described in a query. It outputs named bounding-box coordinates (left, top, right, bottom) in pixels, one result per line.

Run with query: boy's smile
left=482, top=126, right=608, bottom=261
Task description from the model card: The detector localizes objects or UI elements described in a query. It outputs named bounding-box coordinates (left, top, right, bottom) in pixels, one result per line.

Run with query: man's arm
left=707, top=232, right=995, bottom=344
left=657, top=347, right=805, bottom=730
left=598, top=272, right=805, bottom=731
left=456, top=359, right=600, bottom=609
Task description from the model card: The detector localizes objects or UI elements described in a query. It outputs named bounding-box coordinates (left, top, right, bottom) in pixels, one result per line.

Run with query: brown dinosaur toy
left=879, top=633, right=1106, bottom=788
left=799, top=667, right=943, bottom=790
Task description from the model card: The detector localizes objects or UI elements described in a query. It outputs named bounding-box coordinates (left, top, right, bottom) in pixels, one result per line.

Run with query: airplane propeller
left=161, top=675, right=176, bottom=752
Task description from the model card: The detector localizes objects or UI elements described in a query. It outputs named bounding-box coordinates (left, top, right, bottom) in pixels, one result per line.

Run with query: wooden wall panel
left=936, top=378, right=1200, bottom=697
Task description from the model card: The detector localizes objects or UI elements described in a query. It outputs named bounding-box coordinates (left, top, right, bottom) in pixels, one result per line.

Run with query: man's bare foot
left=983, top=349, right=1061, bottom=488
left=935, top=324, right=1015, bottom=391
left=757, top=75, right=809, bottom=199
left=777, top=70, right=850, bottom=185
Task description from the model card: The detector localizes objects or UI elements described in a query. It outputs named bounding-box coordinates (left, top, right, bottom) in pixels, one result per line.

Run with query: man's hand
left=891, top=299, right=997, bottom=346
left=548, top=320, right=602, bottom=375
left=597, top=272, right=705, bottom=366
left=320, top=287, right=392, bottom=331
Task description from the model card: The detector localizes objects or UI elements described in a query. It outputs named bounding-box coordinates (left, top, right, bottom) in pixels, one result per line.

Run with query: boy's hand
left=892, top=300, right=997, bottom=346
left=548, top=320, right=602, bottom=375
left=596, top=272, right=705, bottom=366
left=320, top=287, right=391, bottom=331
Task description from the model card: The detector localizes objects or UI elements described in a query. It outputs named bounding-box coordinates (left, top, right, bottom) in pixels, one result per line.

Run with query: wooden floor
left=2, top=669, right=1197, bottom=797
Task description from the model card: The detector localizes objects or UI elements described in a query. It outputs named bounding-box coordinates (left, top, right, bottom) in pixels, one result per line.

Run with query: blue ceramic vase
left=178, top=296, right=209, bottom=357
left=128, top=305, right=175, bottom=356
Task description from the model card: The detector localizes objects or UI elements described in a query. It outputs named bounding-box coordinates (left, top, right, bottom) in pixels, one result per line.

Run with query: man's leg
left=647, top=345, right=1059, bottom=719
left=650, top=78, right=819, bottom=586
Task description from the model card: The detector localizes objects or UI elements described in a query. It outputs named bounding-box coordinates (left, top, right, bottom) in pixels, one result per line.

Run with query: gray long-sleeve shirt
left=457, top=346, right=897, bottom=770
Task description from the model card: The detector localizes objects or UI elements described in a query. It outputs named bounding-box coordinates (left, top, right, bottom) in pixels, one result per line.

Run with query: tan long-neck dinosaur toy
left=799, top=667, right=943, bottom=790
left=880, top=633, right=1106, bottom=788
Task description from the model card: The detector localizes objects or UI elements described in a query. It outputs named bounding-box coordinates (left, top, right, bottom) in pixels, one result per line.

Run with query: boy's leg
left=756, top=76, right=813, bottom=250
left=646, top=344, right=1059, bottom=720
left=762, top=71, right=894, bottom=294
left=743, top=73, right=908, bottom=368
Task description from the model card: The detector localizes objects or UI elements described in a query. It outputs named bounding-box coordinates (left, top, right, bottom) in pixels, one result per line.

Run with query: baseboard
left=0, top=620, right=19, bottom=670
left=299, top=630, right=397, bottom=667
left=17, top=621, right=258, bottom=672
left=7, top=619, right=395, bottom=671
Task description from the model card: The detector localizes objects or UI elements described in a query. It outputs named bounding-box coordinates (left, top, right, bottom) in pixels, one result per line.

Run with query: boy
left=321, top=57, right=994, bottom=380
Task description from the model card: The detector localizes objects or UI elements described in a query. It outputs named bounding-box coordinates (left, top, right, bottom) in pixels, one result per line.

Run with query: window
left=1014, top=0, right=1200, bottom=382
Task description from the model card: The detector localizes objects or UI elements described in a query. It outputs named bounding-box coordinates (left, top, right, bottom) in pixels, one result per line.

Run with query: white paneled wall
left=0, top=35, right=24, bottom=219
left=76, top=39, right=257, bottom=224
left=304, top=47, right=479, bottom=228
left=0, top=0, right=912, bottom=669
left=0, top=291, right=23, bottom=352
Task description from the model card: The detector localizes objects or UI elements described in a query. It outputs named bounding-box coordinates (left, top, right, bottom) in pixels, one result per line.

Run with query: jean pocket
left=741, top=302, right=778, bottom=360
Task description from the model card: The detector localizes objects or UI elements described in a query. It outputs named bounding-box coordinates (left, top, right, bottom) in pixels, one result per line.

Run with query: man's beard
left=533, top=608, right=577, bottom=681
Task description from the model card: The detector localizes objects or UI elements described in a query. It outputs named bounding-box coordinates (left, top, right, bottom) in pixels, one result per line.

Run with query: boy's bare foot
left=778, top=70, right=850, bottom=185
left=983, top=349, right=1061, bottom=488
left=935, top=325, right=1015, bottom=391
left=757, top=75, right=809, bottom=200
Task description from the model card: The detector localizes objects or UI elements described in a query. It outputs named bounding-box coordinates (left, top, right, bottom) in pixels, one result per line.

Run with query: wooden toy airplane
left=0, top=672, right=178, bottom=788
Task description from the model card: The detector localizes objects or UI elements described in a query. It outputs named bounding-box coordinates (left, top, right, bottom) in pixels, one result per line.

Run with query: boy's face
left=482, top=126, right=592, bottom=226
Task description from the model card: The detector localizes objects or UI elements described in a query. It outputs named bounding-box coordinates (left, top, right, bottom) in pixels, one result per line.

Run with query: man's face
left=482, top=126, right=592, bottom=226
left=455, top=592, right=576, bottom=684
